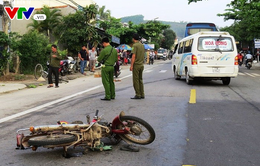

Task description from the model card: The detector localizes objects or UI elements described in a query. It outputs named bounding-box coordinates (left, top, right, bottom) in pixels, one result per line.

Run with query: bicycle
left=34, top=63, right=48, bottom=80
left=34, top=63, right=68, bottom=83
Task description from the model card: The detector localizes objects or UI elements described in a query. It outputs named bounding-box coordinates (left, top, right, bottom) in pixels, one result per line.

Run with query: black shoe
left=131, top=96, right=141, bottom=99
left=111, top=98, right=115, bottom=100
left=55, top=86, right=59, bottom=88
left=101, top=98, right=111, bottom=101
left=141, top=96, right=145, bottom=99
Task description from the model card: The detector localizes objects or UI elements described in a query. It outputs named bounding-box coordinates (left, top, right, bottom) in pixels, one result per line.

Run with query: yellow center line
left=189, top=89, right=196, bottom=104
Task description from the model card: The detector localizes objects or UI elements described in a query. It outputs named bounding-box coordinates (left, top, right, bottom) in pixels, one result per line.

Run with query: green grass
left=28, top=84, right=37, bottom=88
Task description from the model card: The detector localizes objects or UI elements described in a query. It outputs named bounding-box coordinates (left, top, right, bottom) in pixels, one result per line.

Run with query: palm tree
left=98, top=6, right=111, bottom=20
left=27, top=5, right=62, bottom=41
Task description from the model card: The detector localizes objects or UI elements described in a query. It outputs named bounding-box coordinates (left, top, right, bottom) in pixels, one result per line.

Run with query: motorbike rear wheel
left=119, top=116, right=155, bottom=145
left=28, top=134, right=76, bottom=146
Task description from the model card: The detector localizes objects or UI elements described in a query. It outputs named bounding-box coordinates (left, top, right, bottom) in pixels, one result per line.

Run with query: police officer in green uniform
left=97, top=37, right=118, bottom=101
left=47, top=44, right=62, bottom=88
left=130, top=34, right=145, bottom=99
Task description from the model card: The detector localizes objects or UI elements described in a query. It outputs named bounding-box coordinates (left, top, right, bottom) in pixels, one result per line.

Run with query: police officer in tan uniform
left=130, top=34, right=145, bottom=99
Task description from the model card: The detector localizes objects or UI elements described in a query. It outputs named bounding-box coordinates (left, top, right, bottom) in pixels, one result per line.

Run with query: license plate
left=212, top=67, right=220, bottom=73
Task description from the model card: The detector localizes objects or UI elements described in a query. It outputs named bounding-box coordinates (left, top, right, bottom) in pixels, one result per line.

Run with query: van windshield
left=198, top=37, right=234, bottom=52
left=188, top=28, right=213, bottom=36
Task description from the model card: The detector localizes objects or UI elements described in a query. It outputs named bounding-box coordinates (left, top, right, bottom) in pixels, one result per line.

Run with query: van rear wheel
left=185, top=70, right=193, bottom=85
left=222, top=77, right=231, bottom=85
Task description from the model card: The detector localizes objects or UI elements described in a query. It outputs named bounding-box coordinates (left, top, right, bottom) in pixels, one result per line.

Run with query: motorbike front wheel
left=119, top=116, right=155, bottom=145
left=28, top=134, right=76, bottom=146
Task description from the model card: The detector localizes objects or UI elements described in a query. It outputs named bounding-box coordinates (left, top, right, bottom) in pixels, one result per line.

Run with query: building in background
left=8, top=0, right=95, bottom=35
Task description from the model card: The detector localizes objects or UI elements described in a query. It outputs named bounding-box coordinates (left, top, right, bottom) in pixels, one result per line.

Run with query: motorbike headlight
left=29, top=126, right=34, bottom=132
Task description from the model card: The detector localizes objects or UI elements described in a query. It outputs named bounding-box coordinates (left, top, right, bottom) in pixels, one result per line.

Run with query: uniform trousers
left=101, top=66, right=115, bottom=99
left=132, top=65, right=144, bottom=97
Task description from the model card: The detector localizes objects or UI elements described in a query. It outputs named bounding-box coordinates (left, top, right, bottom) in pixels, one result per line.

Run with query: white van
left=172, top=31, right=238, bottom=85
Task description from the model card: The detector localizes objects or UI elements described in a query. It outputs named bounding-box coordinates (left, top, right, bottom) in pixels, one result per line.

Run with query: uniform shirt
left=89, top=50, right=97, bottom=60
left=49, top=51, right=62, bottom=68
left=131, top=42, right=145, bottom=65
left=97, top=45, right=117, bottom=66
left=79, top=49, right=88, bottom=61
left=245, top=54, right=253, bottom=59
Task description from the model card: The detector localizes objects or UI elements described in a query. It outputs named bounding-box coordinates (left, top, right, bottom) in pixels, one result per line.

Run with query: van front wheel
left=174, top=68, right=181, bottom=80
left=222, top=77, right=231, bottom=85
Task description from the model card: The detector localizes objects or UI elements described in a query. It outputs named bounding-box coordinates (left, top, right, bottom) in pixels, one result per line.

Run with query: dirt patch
left=0, top=73, right=35, bottom=82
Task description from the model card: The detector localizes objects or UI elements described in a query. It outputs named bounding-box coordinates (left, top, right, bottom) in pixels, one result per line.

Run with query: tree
left=9, top=32, right=22, bottom=74
left=188, top=0, right=203, bottom=4
left=161, top=29, right=176, bottom=50
left=27, top=5, right=62, bottom=41
left=217, top=0, right=260, bottom=50
left=98, top=5, right=111, bottom=20
left=136, top=21, right=170, bottom=49
left=218, top=0, right=260, bottom=40
left=0, top=32, right=10, bottom=76
left=56, top=5, right=100, bottom=54
left=18, top=30, right=49, bottom=73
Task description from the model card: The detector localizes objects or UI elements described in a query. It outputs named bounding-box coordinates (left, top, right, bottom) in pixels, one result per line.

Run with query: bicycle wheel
left=34, top=64, right=44, bottom=80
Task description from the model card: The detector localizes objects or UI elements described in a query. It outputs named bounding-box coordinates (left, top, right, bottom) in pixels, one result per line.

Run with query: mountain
left=120, top=15, right=188, bottom=40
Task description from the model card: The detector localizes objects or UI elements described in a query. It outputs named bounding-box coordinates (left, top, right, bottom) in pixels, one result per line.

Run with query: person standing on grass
left=47, top=44, right=62, bottom=88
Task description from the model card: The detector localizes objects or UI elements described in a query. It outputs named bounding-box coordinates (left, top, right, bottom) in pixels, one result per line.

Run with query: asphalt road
left=1, top=61, right=260, bottom=166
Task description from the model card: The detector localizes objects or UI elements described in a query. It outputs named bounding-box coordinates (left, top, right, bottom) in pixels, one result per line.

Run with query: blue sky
left=94, top=0, right=234, bottom=27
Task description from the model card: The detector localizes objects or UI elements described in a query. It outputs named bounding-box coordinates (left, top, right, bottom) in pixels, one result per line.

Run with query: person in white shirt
left=245, top=51, right=253, bottom=67
left=149, top=50, right=155, bottom=65
left=89, top=47, right=97, bottom=72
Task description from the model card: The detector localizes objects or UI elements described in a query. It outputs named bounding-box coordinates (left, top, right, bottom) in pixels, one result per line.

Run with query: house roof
left=12, top=0, right=96, bottom=9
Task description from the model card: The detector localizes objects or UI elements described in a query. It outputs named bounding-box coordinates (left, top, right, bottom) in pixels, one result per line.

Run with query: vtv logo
left=4, top=7, right=35, bottom=20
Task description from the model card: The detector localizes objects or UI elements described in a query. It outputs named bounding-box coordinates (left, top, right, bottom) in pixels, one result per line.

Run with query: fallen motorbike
left=16, top=110, right=155, bottom=157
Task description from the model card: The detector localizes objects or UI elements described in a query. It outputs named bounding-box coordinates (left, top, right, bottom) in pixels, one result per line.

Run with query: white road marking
left=144, top=70, right=153, bottom=73
left=0, top=65, right=160, bottom=124
left=252, top=73, right=260, bottom=76
left=238, top=72, right=245, bottom=76
left=0, top=73, right=135, bottom=124
left=159, top=70, right=167, bottom=73
left=244, top=72, right=256, bottom=77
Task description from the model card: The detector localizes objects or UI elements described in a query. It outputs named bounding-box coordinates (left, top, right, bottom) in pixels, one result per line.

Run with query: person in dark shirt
left=47, top=44, right=62, bottom=88
left=78, top=45, right=89, bottom=75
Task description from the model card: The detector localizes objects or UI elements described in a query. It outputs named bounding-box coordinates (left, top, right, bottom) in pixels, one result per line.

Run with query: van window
left=184, top=39, right=193, bottom=53
left=198, top=37, right=234, bottom=52
left=185, top=23, right=217, bottom=37
left=178, top=42, right=184, bottom=54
